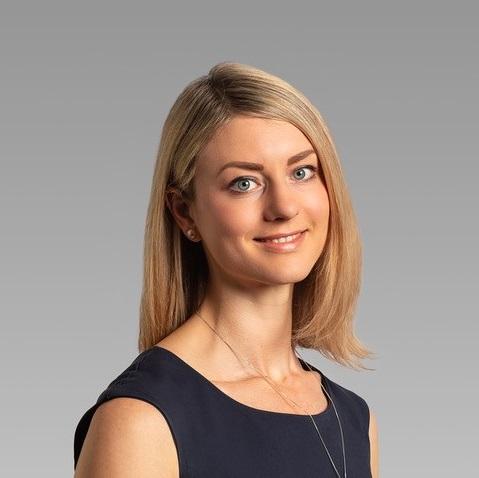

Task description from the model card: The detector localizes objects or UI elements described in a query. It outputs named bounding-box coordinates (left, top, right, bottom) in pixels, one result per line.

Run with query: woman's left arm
left=369, top=409, right=379, bottom=477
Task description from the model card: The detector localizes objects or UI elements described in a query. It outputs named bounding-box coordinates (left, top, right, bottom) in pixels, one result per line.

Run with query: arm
left=369, top=408, right=379, bottom=478
left=74, top=397, right=179, bottom=478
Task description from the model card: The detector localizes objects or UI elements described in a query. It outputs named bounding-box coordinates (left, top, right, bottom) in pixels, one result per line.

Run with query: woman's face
left=186, top=115, right=330, bottom=287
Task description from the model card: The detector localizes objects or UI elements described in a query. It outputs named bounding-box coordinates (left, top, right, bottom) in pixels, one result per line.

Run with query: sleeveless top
left=74, top=346, right=372, bottom=477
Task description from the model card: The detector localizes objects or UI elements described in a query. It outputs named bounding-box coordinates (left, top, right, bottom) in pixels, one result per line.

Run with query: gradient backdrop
left=1, top=1, right=477, bottom=476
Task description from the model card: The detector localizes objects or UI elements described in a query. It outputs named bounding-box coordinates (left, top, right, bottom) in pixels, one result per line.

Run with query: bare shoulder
left=368, top=408, right=379, bottom=478
left=74, top=397, right=179, bottom=478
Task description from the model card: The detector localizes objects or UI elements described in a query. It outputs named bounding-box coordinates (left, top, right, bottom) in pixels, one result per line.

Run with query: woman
left=74, top=61, right=379, bottom=477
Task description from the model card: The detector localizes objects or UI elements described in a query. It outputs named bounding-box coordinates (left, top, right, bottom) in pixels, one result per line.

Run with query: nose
left=262, top=180, right=300, bottom=222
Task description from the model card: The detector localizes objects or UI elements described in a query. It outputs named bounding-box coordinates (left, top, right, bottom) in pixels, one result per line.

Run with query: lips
left=254, top=229, right=306, bottom=241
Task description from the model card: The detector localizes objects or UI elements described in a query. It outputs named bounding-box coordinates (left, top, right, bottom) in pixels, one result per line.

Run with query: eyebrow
left=216, top=149, right=316, bottom=177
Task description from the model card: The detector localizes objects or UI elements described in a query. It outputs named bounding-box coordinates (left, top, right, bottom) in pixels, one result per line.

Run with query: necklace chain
left=194, top=311, right=347, bottom=478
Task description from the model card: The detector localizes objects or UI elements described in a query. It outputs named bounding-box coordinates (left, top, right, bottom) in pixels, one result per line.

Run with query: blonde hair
left=138, top=61, right=376, bottom=371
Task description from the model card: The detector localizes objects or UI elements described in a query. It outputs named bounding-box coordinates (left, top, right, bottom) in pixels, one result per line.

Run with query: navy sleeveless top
left=74, top=346, right=371, bottom=477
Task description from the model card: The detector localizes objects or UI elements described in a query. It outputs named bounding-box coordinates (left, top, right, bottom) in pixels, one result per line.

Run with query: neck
left=192, top=282, right=304, bottom=383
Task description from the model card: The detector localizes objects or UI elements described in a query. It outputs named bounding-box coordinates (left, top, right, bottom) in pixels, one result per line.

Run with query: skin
left=370, top=409, right=380, bottom=477
left=168, top=115, right=330, bottom=381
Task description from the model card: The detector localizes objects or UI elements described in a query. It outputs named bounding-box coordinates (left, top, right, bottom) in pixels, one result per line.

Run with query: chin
left=252, top=265, right=314, bottom=285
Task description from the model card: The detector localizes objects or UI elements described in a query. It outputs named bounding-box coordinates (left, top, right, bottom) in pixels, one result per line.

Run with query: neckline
left=150, top=345, right=333, bottom=419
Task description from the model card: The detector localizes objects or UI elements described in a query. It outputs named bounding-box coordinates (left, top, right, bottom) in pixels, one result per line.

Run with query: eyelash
left=228, top=165, right=318, bottom=194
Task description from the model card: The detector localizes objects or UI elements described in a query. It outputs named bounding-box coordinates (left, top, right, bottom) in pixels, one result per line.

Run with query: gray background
left=1, top=1, right=477, bottom=476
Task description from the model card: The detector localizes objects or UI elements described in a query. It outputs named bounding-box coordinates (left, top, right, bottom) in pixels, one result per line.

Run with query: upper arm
left=74, top=397, right=179, bottom=478
left=368, top=408, right=379, bottom=478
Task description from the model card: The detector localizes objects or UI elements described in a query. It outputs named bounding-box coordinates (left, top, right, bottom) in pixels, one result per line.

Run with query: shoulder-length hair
left=138, top=61, right=375, bottom=371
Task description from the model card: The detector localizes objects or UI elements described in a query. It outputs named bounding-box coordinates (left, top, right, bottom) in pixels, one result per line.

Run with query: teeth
left=263, top=232, right=301, bottom=243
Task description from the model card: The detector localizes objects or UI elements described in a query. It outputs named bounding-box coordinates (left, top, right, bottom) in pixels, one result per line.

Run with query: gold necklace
left=194, top=311, right=347, bottom=478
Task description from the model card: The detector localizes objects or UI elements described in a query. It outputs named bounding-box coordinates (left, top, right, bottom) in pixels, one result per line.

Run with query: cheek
left=199, top=194, right=258, bottom=238
left=304, top=184, right=330, bottom=224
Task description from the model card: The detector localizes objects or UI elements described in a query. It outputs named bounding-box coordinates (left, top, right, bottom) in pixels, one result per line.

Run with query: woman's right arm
left=74, top=397, right=179, bottom=478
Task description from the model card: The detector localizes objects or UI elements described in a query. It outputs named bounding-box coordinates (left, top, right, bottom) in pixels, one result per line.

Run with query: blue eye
left=228, top=165, right=318, bottom=194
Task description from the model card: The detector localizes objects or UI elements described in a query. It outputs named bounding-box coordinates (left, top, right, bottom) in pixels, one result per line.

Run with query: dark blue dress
left=74, top=346, right=372, bottom=477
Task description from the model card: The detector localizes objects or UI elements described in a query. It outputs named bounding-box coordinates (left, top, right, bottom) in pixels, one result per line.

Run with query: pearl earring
left=186, top=228, right=196, bottom=240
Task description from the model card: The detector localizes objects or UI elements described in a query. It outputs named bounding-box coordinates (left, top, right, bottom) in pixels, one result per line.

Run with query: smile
left=254, top=230, right=306, bottom=252
left=256, top=231, right=302, bottom=243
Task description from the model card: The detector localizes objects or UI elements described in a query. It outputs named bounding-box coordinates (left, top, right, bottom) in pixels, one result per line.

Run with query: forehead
left=197, top=116, right=313, bottom=171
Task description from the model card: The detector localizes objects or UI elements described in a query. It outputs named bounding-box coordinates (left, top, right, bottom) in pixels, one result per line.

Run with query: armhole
left=355, top=392, right=371, bottom=436
left=366, top=400, right=372, bottom=450
left=73, top=388, right=190, bottom=477
left=367, top=401, right=371, bottom=433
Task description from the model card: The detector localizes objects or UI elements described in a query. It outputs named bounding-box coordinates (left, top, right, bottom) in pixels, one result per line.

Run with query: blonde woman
left=74, top=61, right=379, bottom=478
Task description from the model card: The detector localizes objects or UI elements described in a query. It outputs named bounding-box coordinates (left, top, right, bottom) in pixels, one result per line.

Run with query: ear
left=165, top=187, right=197, bottom=237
